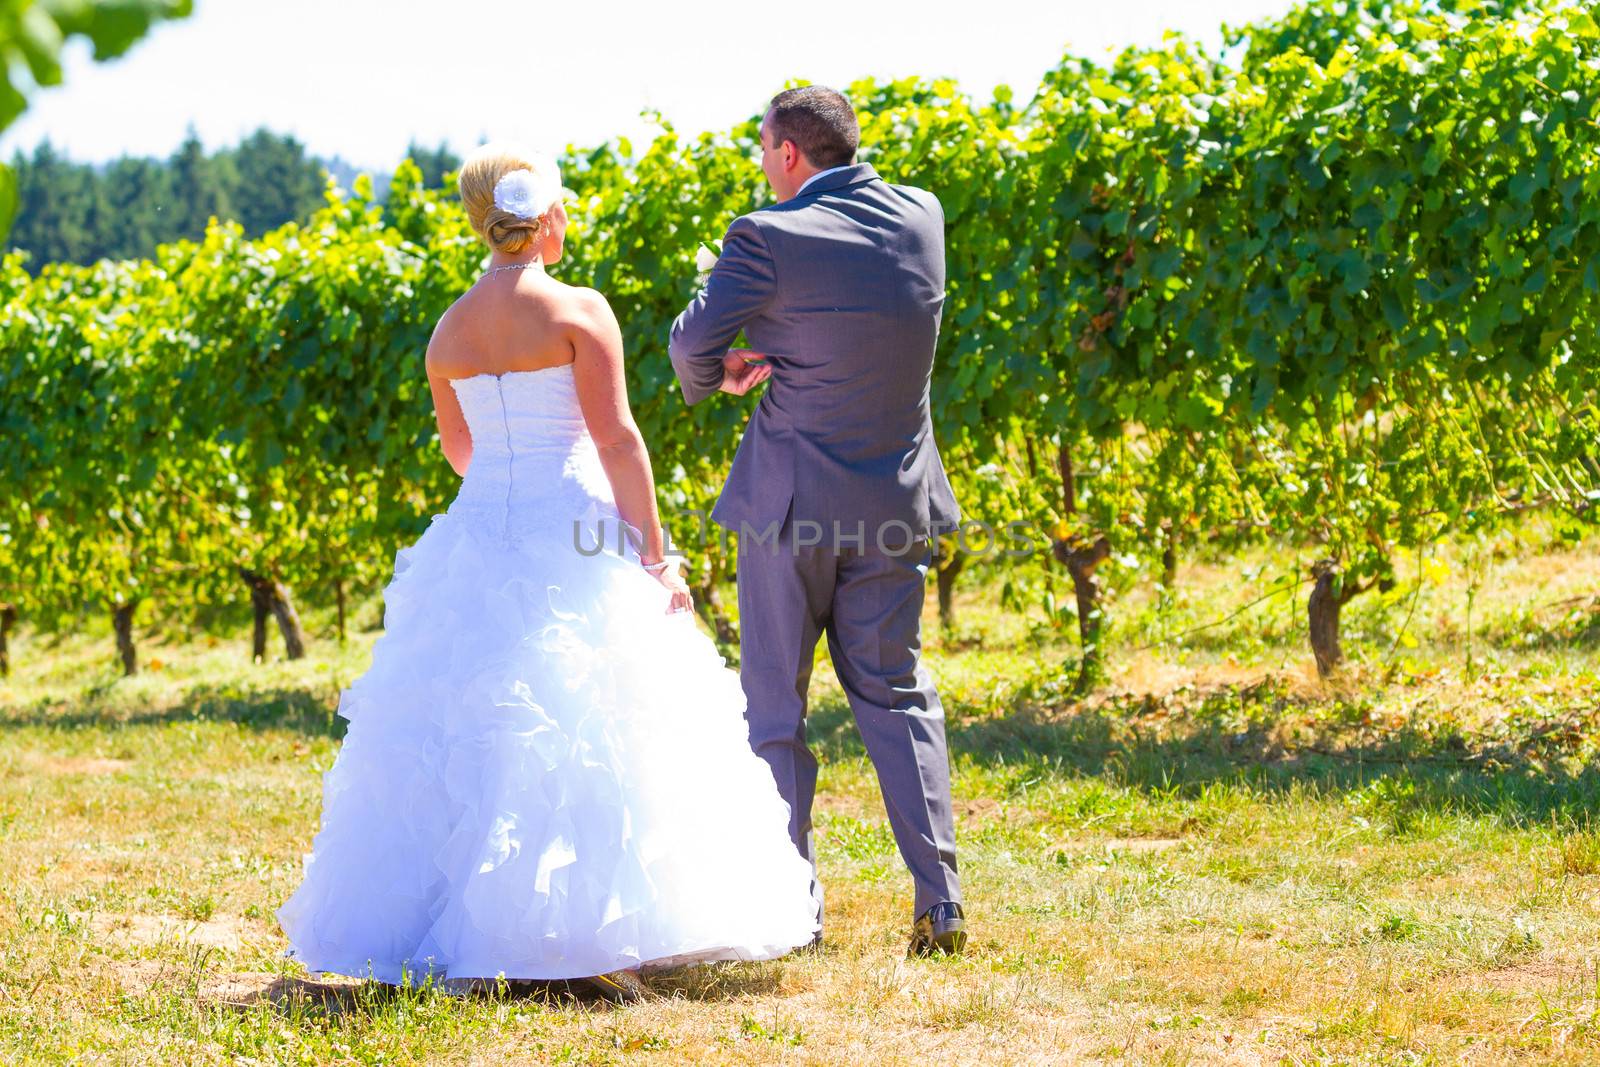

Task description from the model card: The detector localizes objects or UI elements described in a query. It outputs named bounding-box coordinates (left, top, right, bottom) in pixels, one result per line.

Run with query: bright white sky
left=4, top=0, right=1293, bottom=168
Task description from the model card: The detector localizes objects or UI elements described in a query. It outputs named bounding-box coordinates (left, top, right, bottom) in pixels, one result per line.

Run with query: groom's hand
left=719, top=349, right=771, bottom=396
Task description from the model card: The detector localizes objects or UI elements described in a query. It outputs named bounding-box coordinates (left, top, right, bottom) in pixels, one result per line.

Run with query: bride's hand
left=645, top=561, right=694, bottom=615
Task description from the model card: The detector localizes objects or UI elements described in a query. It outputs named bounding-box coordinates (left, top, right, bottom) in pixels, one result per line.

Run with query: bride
left=275, top=143, right=819, bottom=998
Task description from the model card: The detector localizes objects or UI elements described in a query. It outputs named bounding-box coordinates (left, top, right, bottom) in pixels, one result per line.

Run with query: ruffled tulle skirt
left=276, top=509, right=820, bottom=983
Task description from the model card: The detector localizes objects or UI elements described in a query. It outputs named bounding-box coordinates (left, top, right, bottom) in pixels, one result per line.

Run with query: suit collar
left=793, top=161, right=878, bottom=199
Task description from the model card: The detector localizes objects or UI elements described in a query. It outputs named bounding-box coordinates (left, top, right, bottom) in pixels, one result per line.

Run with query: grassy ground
left=2, top=524, right=1598, bottom=1064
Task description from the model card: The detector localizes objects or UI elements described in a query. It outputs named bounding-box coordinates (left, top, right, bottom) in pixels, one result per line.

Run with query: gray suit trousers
left=735, top=513, right=962, bottom=920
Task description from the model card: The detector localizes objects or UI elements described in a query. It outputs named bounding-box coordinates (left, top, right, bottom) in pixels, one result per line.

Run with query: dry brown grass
left=2, top=525, right=1599, bottom=1062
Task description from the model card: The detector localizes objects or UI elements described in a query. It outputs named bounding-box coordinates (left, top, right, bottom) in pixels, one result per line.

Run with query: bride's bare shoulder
left=424, top=293, right=474, bottom=377
left=548, top=283, right=618, bottom=332
left=425, top=278, right=614, bottom=378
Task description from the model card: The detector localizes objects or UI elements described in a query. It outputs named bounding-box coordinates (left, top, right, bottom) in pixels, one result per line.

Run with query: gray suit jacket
left=668, top=162, right=961, bottom=543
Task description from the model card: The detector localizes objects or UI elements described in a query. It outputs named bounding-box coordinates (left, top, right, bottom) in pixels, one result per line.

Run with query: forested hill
left=5, top=129, right=460, bottom=267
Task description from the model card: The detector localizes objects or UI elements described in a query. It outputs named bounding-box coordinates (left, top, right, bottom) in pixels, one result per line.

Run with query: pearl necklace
left=482, top=260, right=544, bottom=281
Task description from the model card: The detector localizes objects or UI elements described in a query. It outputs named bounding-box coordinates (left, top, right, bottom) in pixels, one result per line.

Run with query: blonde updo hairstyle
left=458, top=142, right=562, bottom=256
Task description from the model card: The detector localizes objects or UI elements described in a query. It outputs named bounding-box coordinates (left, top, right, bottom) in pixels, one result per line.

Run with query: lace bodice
left=446, top=363, right=622, bottom=544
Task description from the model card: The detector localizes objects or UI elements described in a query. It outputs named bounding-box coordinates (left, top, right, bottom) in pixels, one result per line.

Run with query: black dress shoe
left=908, top=901, right=967, bottom=957
left=573, top=970, right=648, bottom=1004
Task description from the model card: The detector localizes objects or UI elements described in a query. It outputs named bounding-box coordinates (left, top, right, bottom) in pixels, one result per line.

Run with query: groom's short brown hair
left=766, top=86, right=859, bottom=170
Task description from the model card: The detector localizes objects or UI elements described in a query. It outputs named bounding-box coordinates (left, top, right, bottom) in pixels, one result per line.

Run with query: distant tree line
left=6, top=127, right=462, bottom=267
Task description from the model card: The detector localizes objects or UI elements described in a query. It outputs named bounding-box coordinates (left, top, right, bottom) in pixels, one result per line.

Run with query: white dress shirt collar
left=796, top=164, right=854, bottom=196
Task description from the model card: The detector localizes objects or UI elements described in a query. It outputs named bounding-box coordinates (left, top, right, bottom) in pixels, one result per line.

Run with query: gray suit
left=668, top=162, right=962, bottom=918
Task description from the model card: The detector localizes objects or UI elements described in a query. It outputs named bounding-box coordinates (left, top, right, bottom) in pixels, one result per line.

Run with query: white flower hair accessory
left=493, top=159, right=563, bottom=221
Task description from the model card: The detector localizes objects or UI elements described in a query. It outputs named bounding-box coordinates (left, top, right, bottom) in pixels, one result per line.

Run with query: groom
left=669, top=86, right=965, bottom=956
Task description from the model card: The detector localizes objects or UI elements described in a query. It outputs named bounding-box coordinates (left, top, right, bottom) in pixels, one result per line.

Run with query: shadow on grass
left=212, top=975, right=373, bottom=1017
left=643, top=959, right=789, bottom=1000
left=10, top=634, right=1598, bottom=827
left=208, top=960, right=786, bottom=1022
left=806, top=678, right=1600, bottom=826
left=214, top=974, right=621, bottom=1016
left=0, top=684, right=346, bottom=739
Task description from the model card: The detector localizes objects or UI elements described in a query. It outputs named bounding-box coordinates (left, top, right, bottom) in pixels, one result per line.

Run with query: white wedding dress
left=276, top=363, right=819, bottom=983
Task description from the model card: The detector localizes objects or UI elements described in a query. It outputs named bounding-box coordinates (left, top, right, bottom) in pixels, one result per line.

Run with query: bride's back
left=433, top=275, right=620, bottom=540
left=426, top=143, right=642, bottom=495
left=427, top=272, right=578, bottom=380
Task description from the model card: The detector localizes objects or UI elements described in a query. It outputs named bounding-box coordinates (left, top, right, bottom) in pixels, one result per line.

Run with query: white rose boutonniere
left=695, top=240, right=722, bottom=281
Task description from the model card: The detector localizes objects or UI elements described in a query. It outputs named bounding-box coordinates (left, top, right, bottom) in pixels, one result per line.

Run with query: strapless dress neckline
left=451, top=362, right=575, bottom=386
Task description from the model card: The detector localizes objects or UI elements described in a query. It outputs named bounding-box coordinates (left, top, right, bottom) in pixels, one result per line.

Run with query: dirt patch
left=110, top=962, right=368, bottom=1013
left=203, top=971, right=365, bottom=1010
left=1056, top=836, right=1185, bottom=855
left=820, top=788, right=1017, bottom=828
left=31, top=755, right=132, bottom=777
left=77, top=911, right=248, bottom=951
left=1500, top=548, right=1600, bottom=601
left=1102, top=837, right=1183, bottom=853
left=959, top=797, right=1005, bottom=821
left=1457, top=956, right=1589, bottom=995
left=1114, top=659, right=1271, bottom=698
left=1111, top=658, right=1345, bottom=707
left=812, top=790, right=880, bottom=821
